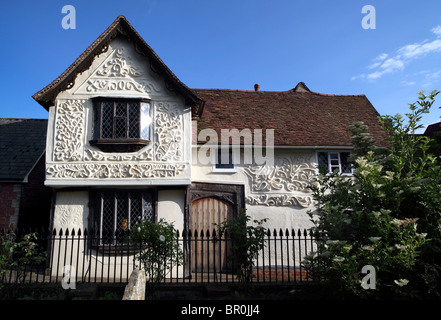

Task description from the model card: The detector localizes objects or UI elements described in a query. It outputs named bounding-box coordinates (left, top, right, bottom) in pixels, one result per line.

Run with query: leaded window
left=91, top=98, right=151, bottom=152
left=317, top=151, right=352, bottom=175
left=92, top=190, right=155, bottom=245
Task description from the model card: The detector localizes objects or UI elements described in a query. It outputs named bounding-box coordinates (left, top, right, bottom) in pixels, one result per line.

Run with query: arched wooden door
left=190, top=197, right=233, bottom=273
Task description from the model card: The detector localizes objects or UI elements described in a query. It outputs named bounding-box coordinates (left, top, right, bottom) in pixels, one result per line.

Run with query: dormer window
left=90, top=98, right=151, bottom=152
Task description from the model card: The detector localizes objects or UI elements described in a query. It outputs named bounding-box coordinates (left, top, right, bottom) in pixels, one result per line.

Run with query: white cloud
left=352, top=25, right=441, bottom=81
left=400, top=80, right=416, bottom=86
left=422, top=69, right=441, bottom=87
left=432, top=25, right=441, bottom=37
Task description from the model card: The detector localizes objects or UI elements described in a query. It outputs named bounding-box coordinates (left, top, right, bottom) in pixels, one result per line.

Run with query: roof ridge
left=308, top=91, right=366, bottom=97
left=192, top=87, right=366, bottom=97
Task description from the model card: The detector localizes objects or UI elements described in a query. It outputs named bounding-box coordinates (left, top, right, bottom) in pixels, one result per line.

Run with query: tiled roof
left=192, top=84, right=389, bottom=147
left=0, top=119, right=47, bottom=181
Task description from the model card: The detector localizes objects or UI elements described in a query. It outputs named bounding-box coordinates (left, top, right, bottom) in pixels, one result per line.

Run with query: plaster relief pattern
left=53, top=206, right=83, bottom=229
left=54, top=99, right=86, bottom=161
left=155, top=102, right=183, bottom=161
left=75, top=47, right=161, bottom=95
left=243, top=155, right=316, bottom=208
left=46, top=162, right=186, bottom=179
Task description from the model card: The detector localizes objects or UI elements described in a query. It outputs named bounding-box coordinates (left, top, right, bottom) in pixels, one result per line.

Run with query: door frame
left=183, top=182, right=245, bottom=278
left=185, top=182, right=245, bottom=232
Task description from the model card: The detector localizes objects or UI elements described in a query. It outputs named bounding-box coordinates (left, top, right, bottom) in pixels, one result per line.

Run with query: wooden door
left=190, top=197, right=233, bottom=273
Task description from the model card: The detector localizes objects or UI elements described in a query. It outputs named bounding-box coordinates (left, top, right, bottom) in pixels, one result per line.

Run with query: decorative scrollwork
left=246, top=194, right=312, bottom=208
left=155, top=102, right=183, bottom=161
left=54, top=99, right=86, bottom=161
left=47, top=163, right=186, bottom=179
left=243, top=155, right=316, bottom=208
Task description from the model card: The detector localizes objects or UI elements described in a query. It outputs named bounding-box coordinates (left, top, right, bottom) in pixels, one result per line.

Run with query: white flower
left=137, top=227, right=141, bottom=232
left=361, top=245, right=375, bottom=252
left=356, top=158, right=368, bottom=167
left=368, top=237, right=382, bottom=243
left=332, top=256, right=345, bottom=263
left=390, top=218, right=403, bottom=227
left=395, top=244, right=408, bottom=250
left=394, top=279, right=409, bottom=287
left=159, top=235, right=165, bottom=242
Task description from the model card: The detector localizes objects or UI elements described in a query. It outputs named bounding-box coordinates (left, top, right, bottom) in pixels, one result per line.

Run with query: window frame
left=212, top=147, right=237, bottom=173
left=316, top=150, right=353, bottom=175
left=90, top=97, right=151, bottom=153
left=91, top=189, right=156, bottom=246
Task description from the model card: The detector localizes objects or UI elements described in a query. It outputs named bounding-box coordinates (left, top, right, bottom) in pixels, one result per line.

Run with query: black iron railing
left=0, top=228, right=316, bottom=285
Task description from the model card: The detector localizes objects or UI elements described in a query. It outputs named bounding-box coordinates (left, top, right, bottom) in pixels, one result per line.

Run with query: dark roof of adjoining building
left=193, top=83, right=390, bottom=147
left=423, top=122, right=441, bottom=138
left=0, top=118, right=47, bottom=181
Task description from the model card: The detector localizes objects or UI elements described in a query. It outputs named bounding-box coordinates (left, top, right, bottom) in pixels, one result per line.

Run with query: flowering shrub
left=215, top=209, right=267, bottom=291
left=130, top=219, right=183, bottom=296
left=304, top=91, right=440, bottom=299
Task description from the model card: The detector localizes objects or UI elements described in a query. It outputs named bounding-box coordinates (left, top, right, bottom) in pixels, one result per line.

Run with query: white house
left=31, top=16, right=388, bottom=279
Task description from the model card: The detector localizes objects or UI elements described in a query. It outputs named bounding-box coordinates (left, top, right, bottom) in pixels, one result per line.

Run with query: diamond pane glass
left=143, top=192, right=154, bottom=222
left=116, top=193, right=128, bottom=239
left=102, top=192, right=115, bottom=244
left=114, top=102, right=127, bottom=139
left=317, top=152, right=329, bottom=174
left=340, top=152, right=352, bottom=174
left=129, top=192, right=143, bottom=228
left=128, top=103, right=140, bottom=138
left=101, top=102, right=114, bottom=139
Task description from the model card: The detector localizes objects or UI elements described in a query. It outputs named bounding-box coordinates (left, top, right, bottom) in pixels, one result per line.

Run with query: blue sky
left=1, top=0, right=441, bottom=132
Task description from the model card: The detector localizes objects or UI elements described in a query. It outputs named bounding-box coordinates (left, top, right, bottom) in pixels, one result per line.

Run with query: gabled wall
left=45, top=37, right=192, bottom=187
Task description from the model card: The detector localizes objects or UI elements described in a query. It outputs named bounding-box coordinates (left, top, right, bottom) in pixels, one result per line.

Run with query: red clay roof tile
left=192, top=87, right=389, bottom=147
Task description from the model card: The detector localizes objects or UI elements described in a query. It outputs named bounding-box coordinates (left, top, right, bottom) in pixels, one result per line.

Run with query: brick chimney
left=254, top=84, right=260, bottom=91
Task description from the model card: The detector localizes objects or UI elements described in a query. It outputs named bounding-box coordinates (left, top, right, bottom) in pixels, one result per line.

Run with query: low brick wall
left=252, top=266, right=311, bottom=282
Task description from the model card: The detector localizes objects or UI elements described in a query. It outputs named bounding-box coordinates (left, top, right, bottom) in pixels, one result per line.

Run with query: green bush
left=216, top=209, right=267, bottom=291
left=130, top=219, right=183, bottom=297
left=304, top=90, right=441, bottom=299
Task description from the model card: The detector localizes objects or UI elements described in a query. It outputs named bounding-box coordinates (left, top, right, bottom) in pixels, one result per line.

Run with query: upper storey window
left=91, top=98, right=151, bottom=152
left=317, top=151, right=353, bottom=175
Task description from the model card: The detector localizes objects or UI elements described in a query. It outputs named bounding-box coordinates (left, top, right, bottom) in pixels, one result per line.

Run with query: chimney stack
left=254, top=84, right=260, bottom=92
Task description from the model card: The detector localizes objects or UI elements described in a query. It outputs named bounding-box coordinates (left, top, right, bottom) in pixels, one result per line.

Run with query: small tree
left=304, top=91, right=440, bottom=299
left=130, top=219, right=183, bottom=297
left=216, top=210, right=267, bottom=291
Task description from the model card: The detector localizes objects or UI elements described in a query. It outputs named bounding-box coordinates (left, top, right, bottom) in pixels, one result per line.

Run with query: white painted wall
left=45, top=37, right=192, bottom=187
left=191, top=147, right=318, bottom=230
left=157, top=189, right=185, bottom=232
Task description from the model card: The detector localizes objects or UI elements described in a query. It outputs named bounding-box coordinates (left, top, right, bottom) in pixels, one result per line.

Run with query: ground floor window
left=92, top=189, right=155, bottom=245
left=317, top=151, right=352, bottom=175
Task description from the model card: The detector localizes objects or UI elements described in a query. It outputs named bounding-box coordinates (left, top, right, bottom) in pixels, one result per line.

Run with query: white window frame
left=316, top=150, right=353, bottom=176
left=212, top=147, right=237, bottom=173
